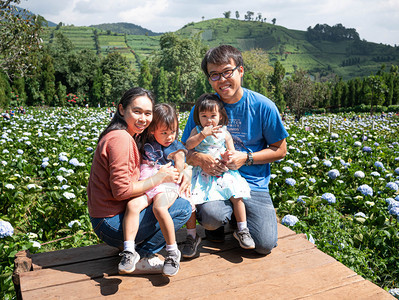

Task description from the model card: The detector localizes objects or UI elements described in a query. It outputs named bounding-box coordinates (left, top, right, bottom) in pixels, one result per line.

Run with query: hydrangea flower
left=323, top=160, right=332, bottom=167
left=5, top=184, right=15, bottom=190
left=321, top=193, right=336, bottom=204
left=285, top=178, right=296, bottom=186
left=0, top=220, right=14, bottom=238
left=395, top=167, right=399, bottom=175
left=328, top=169, right=340, bottom=179
left=370, top=171, right=380, bottom=177
left=86, top=147, right=93, bottom=151
left=306, top=233, right=315, bottom=244
left=31, top=241, right=41, bottom=249
left=41, top=161, right=49, bottom=168
left=357, top=184, right=373, bottom=196
left=362, top=146, right=372, bottom=153
left=61, top=185, right=71, bottom=190
left=309, top=177, right=316, bottom=183
left=354, top=141, right=362, bottom=147
left=297, top=195, right=306, bottom=204
left=354, top=212, right=366, bottom=218
left=63, top=192, right=75, bottom=199
left=374, top=161, right=384, bottom=169
left=330, top=133, right=339, bottom=139
left=59, top=155, right=68, bottom=162
left=386, top=182, right=399, bottom=192
left=354, top=171, right=365, bottom=178
left=68, top=220, right=81, bottom=228
left=17, top=149, right=24, bottom=154
left=282, top=166, right=293, bottom=173
left=281, top=215, right=299, bottom=226
left=69, top=158, right=80, bottom=166
left=2, top=149, right=9, bottom=153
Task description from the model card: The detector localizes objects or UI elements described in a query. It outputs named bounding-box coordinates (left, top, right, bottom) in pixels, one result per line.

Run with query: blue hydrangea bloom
left=323, top=160, right=332, bottom=167
left=321, top=193, right=336, bottom=204
left=396, top=195, right=399, bottom=201
left=281, top=215, right=299, bottom=226
left=41, top=161, right=49, bottom=168
left=297, top=195, right=306, bottom=204
left=374, top=142, right=380, bottom=147
left=68, top=220, right=81, bottom=228
left=354, top=171, right=365, bottom=178
left=309, top=177, right=316, bottom=183
left=362, top=146, right=372, bottom=153
left=59, top=155, right=68, bottom=162
left=354, top=141, right=362, bottom=147
left=0, top=220, right=14, bottom=238
left=370, top=171, right=380, bottom=177
left=282, top=166, right=293, bottom=173
left=357, top=184, right=373, bottom=196
left=395, top=167, right=399, bottom=175
left=386, top=182, right=399, bottom=192
left=328, top=169, right=340, bottom=179
left=374, top=161, right=384, bottom=169
left=285, top=178, right=296, bottom=186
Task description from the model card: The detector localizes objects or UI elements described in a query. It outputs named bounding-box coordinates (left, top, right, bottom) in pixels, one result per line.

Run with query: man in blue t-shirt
left=181, top=45, right=289, bottom=256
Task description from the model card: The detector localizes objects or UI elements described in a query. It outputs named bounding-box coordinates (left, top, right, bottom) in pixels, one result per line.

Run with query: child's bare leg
left=230, top=197, right=247, bottom=223
left=119, top=195, right=151, bottom=274
left=186, top=212, right=197, bottom=230
left=152, top=191, right=178, bottom=246
left=123, top=195, right=151, bottom=243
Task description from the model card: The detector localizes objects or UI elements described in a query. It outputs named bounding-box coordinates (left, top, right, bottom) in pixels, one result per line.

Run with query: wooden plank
left=31, top=243, right=119, bottom=270
left=21, top=234, right=319, bottom=298
left=302, top=279, right=394, bottom=300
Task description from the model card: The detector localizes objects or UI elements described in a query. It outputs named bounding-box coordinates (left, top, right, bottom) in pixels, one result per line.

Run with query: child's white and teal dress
left=191, top=126, right=251, bottom=205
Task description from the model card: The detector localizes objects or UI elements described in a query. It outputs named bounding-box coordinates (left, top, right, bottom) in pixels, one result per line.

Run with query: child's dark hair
left=139, top=103, right=179, bottom=154
left=193, top=93, right=228, bottom=127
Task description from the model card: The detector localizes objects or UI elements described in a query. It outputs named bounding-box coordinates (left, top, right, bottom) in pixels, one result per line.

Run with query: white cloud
left=16, top=0, right=399, bottom=45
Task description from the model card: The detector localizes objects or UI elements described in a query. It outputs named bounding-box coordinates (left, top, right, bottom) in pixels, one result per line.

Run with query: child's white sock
left=123, top=240, right=135, bottom=253
left=237, top=221, right=247, bottom=231
left=187, top=228, right=197, bottom=239
left=165, top=242, right=178, bottom=252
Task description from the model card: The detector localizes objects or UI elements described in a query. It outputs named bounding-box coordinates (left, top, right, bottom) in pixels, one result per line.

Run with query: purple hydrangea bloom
left=357, top=184, right=373, bottom=196
left=374, top=161, right=384, bottom=169
left=281, top=215, right=299, bottom=226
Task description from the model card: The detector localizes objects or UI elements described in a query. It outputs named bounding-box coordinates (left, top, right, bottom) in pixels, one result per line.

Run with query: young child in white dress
left=181, top=93, right=255, bottom=258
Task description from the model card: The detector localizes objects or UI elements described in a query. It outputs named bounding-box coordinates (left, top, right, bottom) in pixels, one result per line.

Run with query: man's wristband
left=245, top=152, right=254, bottom=166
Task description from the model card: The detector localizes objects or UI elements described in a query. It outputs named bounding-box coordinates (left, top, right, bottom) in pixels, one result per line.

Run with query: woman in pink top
left=87, top=87, right=192, bottom=274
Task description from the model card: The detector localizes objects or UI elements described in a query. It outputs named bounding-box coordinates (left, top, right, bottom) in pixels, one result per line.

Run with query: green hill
left=41, top=18, right=399, bottom=80
left=90, top=22, right=162, bottom=36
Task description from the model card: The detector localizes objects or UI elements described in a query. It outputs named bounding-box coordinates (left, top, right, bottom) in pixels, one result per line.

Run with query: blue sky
left=17, top=0, right=399, bottom=46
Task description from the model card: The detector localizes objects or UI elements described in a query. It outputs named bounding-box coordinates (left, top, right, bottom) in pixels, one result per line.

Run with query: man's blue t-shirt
left=181, top=88, right=289, bottom=191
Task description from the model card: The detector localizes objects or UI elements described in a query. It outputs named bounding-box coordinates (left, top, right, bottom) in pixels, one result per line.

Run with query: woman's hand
left=157, top=162, right=180, bottom=183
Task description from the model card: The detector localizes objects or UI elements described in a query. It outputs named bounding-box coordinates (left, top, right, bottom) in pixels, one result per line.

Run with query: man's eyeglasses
left=208, top=65, right=240, bottom=82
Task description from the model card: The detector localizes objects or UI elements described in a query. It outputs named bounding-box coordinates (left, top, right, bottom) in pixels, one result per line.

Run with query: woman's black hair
left=138, top=103, right=179, bottom=155
left=193, top=93, right=228, bottom=128
left=97, top=87, right=155, bottom=143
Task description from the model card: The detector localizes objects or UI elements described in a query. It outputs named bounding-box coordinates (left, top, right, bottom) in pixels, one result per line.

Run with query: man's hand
left=197, top=152, right=228, bottom=176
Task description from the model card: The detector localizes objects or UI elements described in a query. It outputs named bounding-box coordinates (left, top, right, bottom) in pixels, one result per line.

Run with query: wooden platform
left=14, top=224, right=393, bottom=299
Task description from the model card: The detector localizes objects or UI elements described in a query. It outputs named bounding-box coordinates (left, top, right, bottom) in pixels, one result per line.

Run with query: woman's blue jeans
left=90, top=197, right=192, bottom=257
left=195, top=190, right=278, bottom=255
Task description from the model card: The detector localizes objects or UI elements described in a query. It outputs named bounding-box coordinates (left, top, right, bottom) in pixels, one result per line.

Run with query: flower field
left=1, top=107, right=398, bottom=298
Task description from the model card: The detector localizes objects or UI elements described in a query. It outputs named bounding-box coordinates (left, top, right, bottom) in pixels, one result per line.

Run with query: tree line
left=1, top=1, right=398, bottom=118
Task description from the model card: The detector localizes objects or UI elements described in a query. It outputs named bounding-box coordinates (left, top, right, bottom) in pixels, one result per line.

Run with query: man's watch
left=245, top=152, right=254, bottom=166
